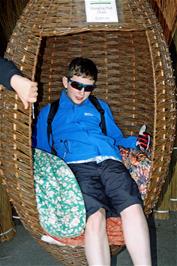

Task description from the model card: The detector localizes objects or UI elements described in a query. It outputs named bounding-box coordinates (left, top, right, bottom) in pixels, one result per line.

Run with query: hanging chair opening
left=31, top=30, right=155, bottom=249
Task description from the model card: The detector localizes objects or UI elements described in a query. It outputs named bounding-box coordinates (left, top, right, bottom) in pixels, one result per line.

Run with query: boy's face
left=62, top=75, right=95, bottom=105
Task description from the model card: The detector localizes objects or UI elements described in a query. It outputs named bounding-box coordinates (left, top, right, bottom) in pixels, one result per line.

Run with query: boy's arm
left=102, top=101, right=137, bottom=148
left=33, top=104, right=52, bottom=153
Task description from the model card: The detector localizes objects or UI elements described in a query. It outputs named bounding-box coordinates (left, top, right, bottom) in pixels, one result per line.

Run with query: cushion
left=42, top=217, right=124, bottom=247
left=120, top=147, right=151, bottom=199
left=33, top=148, right=86, bottom=238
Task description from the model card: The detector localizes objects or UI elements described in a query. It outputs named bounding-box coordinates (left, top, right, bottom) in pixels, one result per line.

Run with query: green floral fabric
left=33, top=148, right=86, bottom=238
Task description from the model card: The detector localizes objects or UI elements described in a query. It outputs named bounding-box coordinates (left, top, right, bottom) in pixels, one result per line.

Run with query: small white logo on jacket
left=84, top=112, right=94, bottom=116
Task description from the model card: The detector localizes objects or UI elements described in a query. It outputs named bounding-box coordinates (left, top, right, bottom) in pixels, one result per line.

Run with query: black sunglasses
left=68, top=78, right=96, bottom=92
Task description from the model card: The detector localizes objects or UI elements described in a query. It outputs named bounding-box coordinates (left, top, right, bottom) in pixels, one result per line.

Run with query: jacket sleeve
left=0, top=57, right=22, bottom=90
left=101, top=100, right=137, bottom=148
left=33, top=104, right=52, bottom=153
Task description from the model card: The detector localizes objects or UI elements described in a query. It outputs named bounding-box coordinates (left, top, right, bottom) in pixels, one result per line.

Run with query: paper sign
left=85, top=0, right=118, bottom=23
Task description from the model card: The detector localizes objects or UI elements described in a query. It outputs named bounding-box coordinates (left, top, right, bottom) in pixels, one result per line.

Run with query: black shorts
left=68, top=159, right=142, bottom=219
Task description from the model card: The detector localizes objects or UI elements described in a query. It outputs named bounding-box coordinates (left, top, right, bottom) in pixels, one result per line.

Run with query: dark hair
left=67, top=57, right=98, bottom=82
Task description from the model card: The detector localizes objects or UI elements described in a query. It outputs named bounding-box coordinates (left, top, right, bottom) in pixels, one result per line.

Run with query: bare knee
left=120, top=204, right=144, bottom=219
left=86, top=208, right=106, bottom=235
left=120, top=204, right=143, bottom=216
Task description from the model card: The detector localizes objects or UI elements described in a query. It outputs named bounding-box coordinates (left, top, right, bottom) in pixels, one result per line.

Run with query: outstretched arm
left=101, top=100, right=137, bottom=148
left=0, top=57, right=38, bottom=109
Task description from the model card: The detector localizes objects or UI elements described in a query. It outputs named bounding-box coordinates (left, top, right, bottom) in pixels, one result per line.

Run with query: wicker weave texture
left=1, top=0, right=176, bottom=265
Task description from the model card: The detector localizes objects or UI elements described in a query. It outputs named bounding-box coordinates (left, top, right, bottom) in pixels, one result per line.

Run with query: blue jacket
left=34, top=89, right=137, bottom=162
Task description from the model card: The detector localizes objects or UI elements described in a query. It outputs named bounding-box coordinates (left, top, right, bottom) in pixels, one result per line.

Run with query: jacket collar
left=60, top=89, right=89, bottom=107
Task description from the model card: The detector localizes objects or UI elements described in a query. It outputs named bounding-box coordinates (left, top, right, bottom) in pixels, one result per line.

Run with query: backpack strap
left=47, top=99, right=60, bottom=155
left=89, top=94, right=107, bottom=135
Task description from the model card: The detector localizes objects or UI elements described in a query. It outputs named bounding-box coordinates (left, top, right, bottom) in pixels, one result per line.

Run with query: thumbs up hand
left=136, top=125, right=151, bottom=152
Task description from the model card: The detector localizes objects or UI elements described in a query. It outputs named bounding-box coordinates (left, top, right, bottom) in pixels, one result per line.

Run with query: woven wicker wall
left=148, top=0, right=177, bottom=43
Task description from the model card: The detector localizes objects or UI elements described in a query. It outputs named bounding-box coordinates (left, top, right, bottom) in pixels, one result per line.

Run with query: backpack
left=47, top=94, right=107, bottom=155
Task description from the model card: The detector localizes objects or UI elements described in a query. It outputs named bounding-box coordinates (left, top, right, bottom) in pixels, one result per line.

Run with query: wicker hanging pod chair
left=1, top=0, right=176, bottom=265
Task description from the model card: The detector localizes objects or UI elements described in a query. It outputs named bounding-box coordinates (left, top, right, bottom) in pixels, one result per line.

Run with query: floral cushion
left=120, top=147, right=151, bottom=200
left=43, top=217, right=124, bottom=247
left=33, top=148, right=86, bottom=238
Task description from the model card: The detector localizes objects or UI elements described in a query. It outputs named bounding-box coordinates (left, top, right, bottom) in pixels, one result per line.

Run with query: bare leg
left=85, top=208, right=111, bottom=266
left=121, top=204, right=152, bottom=266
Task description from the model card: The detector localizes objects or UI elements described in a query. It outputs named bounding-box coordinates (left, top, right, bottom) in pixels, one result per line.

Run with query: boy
left=0, top=57, right=38, bottom=109
left=35, top=57, right=151, bottom=266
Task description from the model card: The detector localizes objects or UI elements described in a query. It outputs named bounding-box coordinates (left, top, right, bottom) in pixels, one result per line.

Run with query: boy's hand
left=136, top=125, right=151, bottom=152
left=10, top=75, right=38, bottom=109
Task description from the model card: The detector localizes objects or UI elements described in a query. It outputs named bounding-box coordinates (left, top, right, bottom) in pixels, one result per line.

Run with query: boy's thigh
left=68, top=161, right=102, bottom=190
left=68, top=162, right=109, bottom=217
left=100, top=159, right=142, bottom=213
